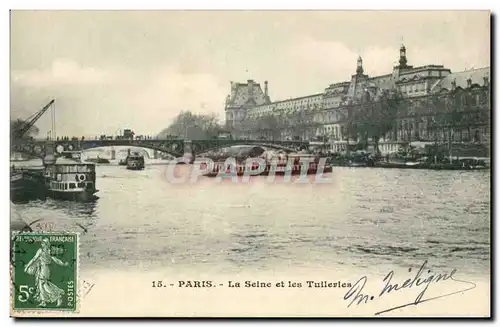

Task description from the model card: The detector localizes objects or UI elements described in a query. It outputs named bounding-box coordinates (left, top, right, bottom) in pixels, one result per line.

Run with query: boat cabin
left=128, top=152, right=145, bottom=163
left=44, top=158, right=96, bottom=192
left=126, top=152, right=145, bottom=169
left=60, top=151, right=82, bottom=161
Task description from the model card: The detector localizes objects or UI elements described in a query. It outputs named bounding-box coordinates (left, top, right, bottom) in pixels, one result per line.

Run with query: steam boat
left=126, top=152, right=145, bottom=170
left=44, top=156, right=99, bottom=202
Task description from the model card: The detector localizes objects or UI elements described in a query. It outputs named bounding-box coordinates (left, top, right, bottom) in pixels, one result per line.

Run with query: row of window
left=53, top=165, right=94, bottom=173
left=246, top=96, right=488, bottom=121
left=250, top=97, right=322, bottom=112
left=400, top=82, right=427, bottom=93
left=50, top=182, right=91, bottom=190
left=244, top=88, right=489, bottom=114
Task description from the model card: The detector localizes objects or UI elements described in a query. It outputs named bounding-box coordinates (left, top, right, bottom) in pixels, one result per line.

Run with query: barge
left=10, top=168, right=47, bottom=203
left=199, top=146, right=332, bottom=177
left=202, top=161, right=333, bottom=177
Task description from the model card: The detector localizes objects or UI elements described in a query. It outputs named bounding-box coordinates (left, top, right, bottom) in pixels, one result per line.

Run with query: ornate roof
left=431, top=67, right=490, bottom=92
left=226, top=80, right=270, bottom=108
left=367, top=74, right=394, bottom=90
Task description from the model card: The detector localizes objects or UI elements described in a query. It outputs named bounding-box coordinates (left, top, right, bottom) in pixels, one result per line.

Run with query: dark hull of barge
left=46, top=189, right=99, bottom=202
left=203, top=165, right=333, bottom=177
left=10, top=170, right=47, bottom=203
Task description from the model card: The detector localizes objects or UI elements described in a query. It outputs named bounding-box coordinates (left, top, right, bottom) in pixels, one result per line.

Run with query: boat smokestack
left=42, top=142, right=56, bottom=166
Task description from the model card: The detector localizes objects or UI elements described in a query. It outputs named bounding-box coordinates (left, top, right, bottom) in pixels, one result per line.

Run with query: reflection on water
left=43, top=199, right=98, bottom=217
left=12, top=199, right=98, bottom=233
left=11, top=163, right=491, bottom=278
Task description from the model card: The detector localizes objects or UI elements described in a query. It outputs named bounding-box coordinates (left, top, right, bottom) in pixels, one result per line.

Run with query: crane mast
left=12, top=99, right=55, bottom=139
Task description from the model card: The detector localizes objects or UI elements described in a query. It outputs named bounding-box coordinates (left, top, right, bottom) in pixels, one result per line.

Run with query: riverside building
left=224, top=45, right=490, bottom=155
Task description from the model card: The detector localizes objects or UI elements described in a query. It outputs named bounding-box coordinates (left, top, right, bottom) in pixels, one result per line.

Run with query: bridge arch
left=112, top=148, right=153, bottom=159
left=54, top=139, right=186, bottom=158
left=11, top=139, right=310, bottom=160
left=65, top=145, right=178, bottom=160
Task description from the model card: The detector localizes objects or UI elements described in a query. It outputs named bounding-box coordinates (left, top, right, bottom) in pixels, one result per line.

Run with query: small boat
left=10, top=168, right=47, bottom=203
left=348, top=161, right=369, bottom=167
left=456, top=158, right=489, bottom=170
left=327, top=151, right=376, bottom=167
left=44, top=157, right=99, bottom=202
left=86, top=156, right=110, bottom=164
left=61, top=151, right=84, bottom=162
left=126, top=152, right=145, bottom=170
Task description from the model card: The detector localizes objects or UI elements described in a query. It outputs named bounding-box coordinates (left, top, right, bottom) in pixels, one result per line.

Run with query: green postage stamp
left=11, top=232, right=79, bottom=312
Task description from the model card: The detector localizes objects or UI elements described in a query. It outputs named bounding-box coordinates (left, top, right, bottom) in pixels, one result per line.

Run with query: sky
left=10, top=10, right=490, bottom=137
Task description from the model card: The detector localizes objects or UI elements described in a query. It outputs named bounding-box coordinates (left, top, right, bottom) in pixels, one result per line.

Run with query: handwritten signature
left=343, top=260, right=477, bottom=315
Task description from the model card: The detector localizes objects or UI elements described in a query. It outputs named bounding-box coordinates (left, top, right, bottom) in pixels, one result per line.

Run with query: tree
left=370, top=90, right=405, bottom=152
left=238, top=116, right=258, bottom=139
left=158, top=111, right=224, bottom=139
left=345, top=104, right=358, bottom=151
left=426, top=90, right=468, bottom=161
left=257, top=114, right=280, bottom=140
left=346, top=90, right=405, bottom=153
left=284, top=109, right=318, bottom=140
left=345, top=89, right=404, bottom=153
left=428, top=91, right=462, bottom=143
left=239, top=109, right=320, bottom=141
left=11, top=119, right=40, bottom=139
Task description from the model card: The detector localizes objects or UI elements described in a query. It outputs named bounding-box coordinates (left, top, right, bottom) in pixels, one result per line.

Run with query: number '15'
left=152, top=281, right=163, bottom=287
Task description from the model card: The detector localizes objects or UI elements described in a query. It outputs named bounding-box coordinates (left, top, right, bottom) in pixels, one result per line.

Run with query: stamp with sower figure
left=11, top=232, right=79, bottom=312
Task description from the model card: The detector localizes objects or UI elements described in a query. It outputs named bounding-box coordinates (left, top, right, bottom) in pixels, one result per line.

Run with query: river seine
left=11, top=161, right=490, bottom=280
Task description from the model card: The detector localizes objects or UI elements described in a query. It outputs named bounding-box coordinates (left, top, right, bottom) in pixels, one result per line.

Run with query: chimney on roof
left=451, top=79, right=456, bottom=91
left=483, top=76, right=489, bottom=87
left=264, top=80, right=268, bottom=96
left=466, top=78, right=472, bottom=88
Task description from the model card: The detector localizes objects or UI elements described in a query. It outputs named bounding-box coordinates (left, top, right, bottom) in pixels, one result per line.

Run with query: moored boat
left=200, top=146, right=332, bottom=177
left=87, top=156, right=110, bottom=164
left=126, top=152, right=145, bottom=170
left=374, top=156, right=489, bottom=170
left=44, top=157, right=99, bottom=202
left=203, top=161, right=333, bottom=177
left=10, top=168, right=47, bottom=203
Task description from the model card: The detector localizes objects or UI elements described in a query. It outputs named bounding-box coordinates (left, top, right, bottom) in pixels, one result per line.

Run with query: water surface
left=11, top=162, right=491, bottom=278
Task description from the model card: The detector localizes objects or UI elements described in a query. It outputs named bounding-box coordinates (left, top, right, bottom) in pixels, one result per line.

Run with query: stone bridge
left=11, top=138, right=310, bottom=159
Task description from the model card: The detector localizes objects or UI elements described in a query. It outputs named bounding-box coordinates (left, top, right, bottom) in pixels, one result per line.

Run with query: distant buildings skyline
left=224, top=44, right=490, bottom=153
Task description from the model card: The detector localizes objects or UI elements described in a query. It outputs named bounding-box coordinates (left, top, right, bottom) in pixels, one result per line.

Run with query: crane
left=12, top=99, right=55, bottom=140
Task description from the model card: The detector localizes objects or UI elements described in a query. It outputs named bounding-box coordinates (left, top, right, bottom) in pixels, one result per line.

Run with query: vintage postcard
left=10, top=10, right=491, bottom=317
